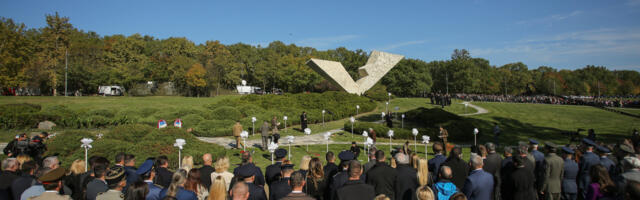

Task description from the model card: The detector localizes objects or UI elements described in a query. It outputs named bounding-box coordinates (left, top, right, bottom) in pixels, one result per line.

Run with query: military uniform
left=597, top=146, right=616, bottom=175
left=542, top=142, right=564, bottom=200
left=136, top=159, right=163, bottom=200
left=265, top=149, right=287, bottom=186
left=29, top=167, right=71, bottom=200
left=96, top=190, right=124, bottom=200
left=233, top=122, right=244, bottom=149
left=236, top=164, right=267, bottom=200
left=561, top=147, right=579, bottom=200
left=578, top=139, right=599, bottom=199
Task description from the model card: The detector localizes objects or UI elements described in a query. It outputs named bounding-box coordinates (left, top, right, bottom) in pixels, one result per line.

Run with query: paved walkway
left=459, top=101, right=489, bottom=116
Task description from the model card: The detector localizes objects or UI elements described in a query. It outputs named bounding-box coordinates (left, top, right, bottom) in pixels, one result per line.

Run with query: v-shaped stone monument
left=306, top=50, right=403, bottom=95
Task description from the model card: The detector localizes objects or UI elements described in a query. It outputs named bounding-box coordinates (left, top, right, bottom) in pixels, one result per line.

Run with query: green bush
left=193, top=120, right=235, bottom=137
left=0, top=103, right=43, bottom=129
left=181, top=114, right=205, bottom=129
left=344, top=121, right=413, bottom=140
left=210, top=106, right=243, bottom=121
left=104, top=124, right=155, bottom=141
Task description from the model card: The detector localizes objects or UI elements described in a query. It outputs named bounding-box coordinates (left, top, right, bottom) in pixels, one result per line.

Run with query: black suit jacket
left=248, top=182, right=267, bottom=200
left=442, top=157, right=469, bottom=190
left=266, top=161, right=283, bottom=186
left=337, top=180, right=375, bottom=200
left=269, top=177, right=292, bottom=200
left=155, top=167, right=174, bottom=188
left=365, top=162, right=397, bottom=199
left=199, top=165, right=215, bottom=189
left=395, top=164, right=419, bottom=200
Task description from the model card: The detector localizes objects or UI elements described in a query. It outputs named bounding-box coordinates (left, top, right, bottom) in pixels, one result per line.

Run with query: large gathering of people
left=455, top=93, right=640, bottom=108
left=2, top=132, right=640, bottom=200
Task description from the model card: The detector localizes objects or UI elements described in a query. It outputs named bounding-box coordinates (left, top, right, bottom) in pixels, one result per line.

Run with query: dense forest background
left=2, top=13, right=639, bottom=97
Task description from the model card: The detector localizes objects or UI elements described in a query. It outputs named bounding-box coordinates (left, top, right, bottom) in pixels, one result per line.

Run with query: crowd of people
left=454, top=93, right=640, bottom=108
left=2, top=133, right=640, bottom=200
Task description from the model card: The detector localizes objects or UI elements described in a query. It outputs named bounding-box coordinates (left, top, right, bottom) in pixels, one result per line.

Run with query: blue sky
left=2, top=0, right=639, bottom=70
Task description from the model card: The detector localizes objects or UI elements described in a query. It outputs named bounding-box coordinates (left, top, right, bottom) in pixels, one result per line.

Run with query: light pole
left=349, top=116, right=355, bottom=138
left=422, top=135, right=430, bottom=159
left=387, top=130, right=394, bottom=153
left=251, top=117, right=256, bottom=136
left=464, top=102, right=468, bottom=114
left=304, top=128, right=311, bottom=151
left=381, top=112, right=385, bottom=121
left=365, top=137, right=373, bottom=162
left=356, top=105, right=360, bottom=116
left=401, top=114, right=405, bottom=128
left=240, top=131, right=248, bottom=151
left=362, top=131, right=368, bottom=148
left=174, top=139, right=186, bottom=169
left=81, top=138, right=93, bottom=172
left=283, top=116, right=288, bottom=134
left=388, top=92, right=391, bottom=103
left=324, top=132, right=332, bottom=152
left=385, top=102, right=389, bottom=114
left=286, top=135, right=294, bottom=159
left=322, top=110, right=325, bottom=127
left=268, top=142, right=278, bottom=164
left=412, top=128, right=418, bottom=151
left=473, top=128, right=479, bottom=146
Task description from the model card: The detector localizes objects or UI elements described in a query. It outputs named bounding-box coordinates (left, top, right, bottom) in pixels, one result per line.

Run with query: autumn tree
left=185, top=63, right=207, bottom=97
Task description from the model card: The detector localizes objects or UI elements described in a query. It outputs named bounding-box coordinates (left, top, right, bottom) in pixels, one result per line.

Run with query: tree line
left=1, top=13, right=639, bottom=97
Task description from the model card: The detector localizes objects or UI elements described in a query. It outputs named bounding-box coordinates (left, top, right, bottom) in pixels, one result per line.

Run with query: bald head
left=203, top=154, right=212, bottom=165
left=231, top=182, right=249, bottom=200
left=439, top=166, right=452, bottom=179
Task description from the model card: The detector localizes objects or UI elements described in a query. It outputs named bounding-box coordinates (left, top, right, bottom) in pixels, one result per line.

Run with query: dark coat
left=504, top=167, right=536, bottom=200
left=442, top=157, right=469, bottom=190
left=85, top=179, right=108, bottom=200
left=330, top=170, right=348, bottom=200
left=483, top=153, right=502, bottom=176
left=266, top=161, right=283, bottom=186
left=247, top=182, right=267, bottom=200
left=11, top=174, right=36, bottom=200
left=303, top=177, right=327, bottom=200
left=578, top=151, right=599, bottom=193
left=198, top=165, right=215, bottom=189
left=323, top=163, right=338, bottom=184
left=562, top=158, right=579, bottom=194
left=600, top=156, right=615, bottom=175
left=281, top=192, right=316, bottom=200
left=363, top=159, right=377, bottom=173
left=336, top=180, right=375, bottom=200
left=462, top=169, right=494, bottom=200
left=365, top=162, right=397, bottom=199
left=155, top=167, right=174, bottom=188
left=270, top=177, right=292, bottom=200
left=428, top=154, right=446, bottom=176
left=0, top=171, right=19, bottom=200
left=233, top=163, right=266, bottom=186
left=395, top=164, right=419, bottom=200
left=63, top=173, right=84, bottom=200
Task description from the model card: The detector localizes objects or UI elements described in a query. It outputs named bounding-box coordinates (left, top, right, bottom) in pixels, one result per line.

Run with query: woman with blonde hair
left=181, top=155, right=194, bottom=172
left=185, top=168, right=209, bottom=200
left=411, top=153, right=420, bottom=169
left=417, top=158, right=430, bottom=186
left=210, top=156, right=234, bottom=191
left=65, top=159, right=86, bottom=200
left=416, top=185, right=435, bottom=200
left=160, top=169, right=197, bottom=200
left=298, top=155, right=311, bottom=177
left=208, top=176, right=227, bottom=200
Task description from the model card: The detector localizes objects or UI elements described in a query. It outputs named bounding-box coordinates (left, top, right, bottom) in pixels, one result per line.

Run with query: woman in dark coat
left=441, top=147, right=469, bottom=190
left=303, top=158, right=328, bottom=200
left=504, top=155, right=537, bottom=200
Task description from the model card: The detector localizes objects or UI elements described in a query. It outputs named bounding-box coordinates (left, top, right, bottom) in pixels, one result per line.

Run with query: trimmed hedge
left=344, top=121, right=414, bottom=140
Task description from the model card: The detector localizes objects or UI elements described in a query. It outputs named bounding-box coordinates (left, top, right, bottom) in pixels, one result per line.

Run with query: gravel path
left=459, top=101, right=489, bottom=116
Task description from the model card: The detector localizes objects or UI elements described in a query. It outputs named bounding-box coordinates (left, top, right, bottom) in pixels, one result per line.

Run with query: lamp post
left=80, top=138, right=93, bottom=172
left=464, top=102, right=468, bottom=114
left=422, top=135, right=430, bottom=159
left=388, top=92, right=391, bottom=103
left=322, top=110, right=325, bottom=127
left=251, top=117, right=256, bottom=136
left=381, top=112, right=385, bottom=121
left=174, top=139, right=186, bottom=169
left=268, top=142, right=278, bottom=164
left=385, top=101, right=389, bottom=114
left=387, top=130, right=394, bottom=153
left=365, top=137, right=373, bottom=162
left=349, top=116, right=355, bottom=138
left=286, top=135, right=294, bottom=159
left=356, top=105, right=360, bottom=116
left=240, top=131, right=248, bottom=151
left=362, top=131, right=368, bottom=148
left=473, top=128, right=479, bottom=146
left=401, top=114, right=405, bottom=128
left=324, top=132, right=331, bottom=152
left=412, top=128, right=418, bottom=151
left=283, top=116, right=288, bottom=134
left=304, top=128, right=311, bottom=151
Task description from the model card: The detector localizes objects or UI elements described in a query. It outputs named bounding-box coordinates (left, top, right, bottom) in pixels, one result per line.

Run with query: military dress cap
left=237, top=164, right=256, bottom=178
left=545, top=141, right=558, bottom=149
left=281, top=164, right=295, bottom=170
left=562, top=146, right=575, bottom=154
left=39, top=167, right=66, bottom=183
left=529, top=139, right=539, bottom=145
left=620, top=144, right=636, bottom=154
left=338, top=150, right=354, bottom=161
left=105, top=166, right=127, bottom=186
left=275, top=149, right=287, bottom=158
left=596, top=145, right=610, bottom=153
left=136, top=159, right=155, bottom=175
left=582, top=138, right=596, bottom=146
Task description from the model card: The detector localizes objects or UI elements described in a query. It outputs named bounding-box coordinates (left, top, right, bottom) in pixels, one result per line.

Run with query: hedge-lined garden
left=0, top=92, right=377, bottom=137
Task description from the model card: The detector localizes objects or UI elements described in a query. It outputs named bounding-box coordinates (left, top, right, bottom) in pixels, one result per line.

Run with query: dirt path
left=459, top=101, right=489, bottom=116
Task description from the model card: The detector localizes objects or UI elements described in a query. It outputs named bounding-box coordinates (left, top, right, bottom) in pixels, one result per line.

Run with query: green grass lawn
left=608, top=107, right=640, bottom=116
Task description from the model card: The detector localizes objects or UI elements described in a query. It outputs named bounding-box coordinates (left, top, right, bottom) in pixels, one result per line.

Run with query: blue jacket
left=600, top=156, right=615, bottom=175
left=433, top=180, right=457, bottom=200
left=462, top=169, right=494, bottom=200
left=562, top=158, right=578, bottom=194
left=578, top=152, right=599, bottom=191
left=159, top=187, right=197, bottom=200
left=145, top=181, right=162, bottom=200
left=429, top=154, right=447, bottom=175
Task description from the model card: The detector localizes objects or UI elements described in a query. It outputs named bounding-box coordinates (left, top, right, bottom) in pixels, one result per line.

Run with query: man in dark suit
left=503, top=155, right=536, bottom=200
left=330, top=151, right=355, bottom=200
left=336, top=160, right=375, bottom=200
left=281, top=171, right=314, bottom=200
left=0, top=158, right=20, bottom=200
left=365, top=150, right=397, bottom=199
left=236, top=164, right=267, bottom=200
left=463, top=154, right=494, bottom=200
left=199, top=153, right=215, bottom=189
left=561, top=147, right=579, bottom=200
left=85, top=164, right=108, bottom=200
left=482, top=142, right=502, bottom=200
left=233, top=152, right=266, bottom=187
left=578, top=138, right=599, bottom=199
left=323, top=151, right=338, bottom=183
left=442, top=146, right=469, bottom=190
left=269, top=164, right=294, bottom=200
left=154, top=156, right=173, bottom=188
left=266, top=149, right=287, bottom=186
left=395, top=152, right=419, bottom=200
left=428, top=142, right=447, bottom=177
left=11, top=160, right=37, bottom=200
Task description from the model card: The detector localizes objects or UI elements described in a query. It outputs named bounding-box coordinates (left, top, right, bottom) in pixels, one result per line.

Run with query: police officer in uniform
left=578, top=138, right=599, bottom=199
left=265, top=149, right=287, bottom=186
left=597, top=146, right=616, bottom=175
left=330, top=151, right=356, bottom=200
left=528, top=139, right=546, bottom=196
left=269, top=164, right=295, bottom=200
left=236, top=164, right=267, bottom=200
left=96, top=166, right=127, bottom=200
left=136, top=159, right=163, bottom=200
left=561, top=146, right=579, bottom=200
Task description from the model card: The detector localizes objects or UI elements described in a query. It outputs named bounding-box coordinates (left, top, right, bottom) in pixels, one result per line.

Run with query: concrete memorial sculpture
left=306, top=50, right=404, bottom=95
